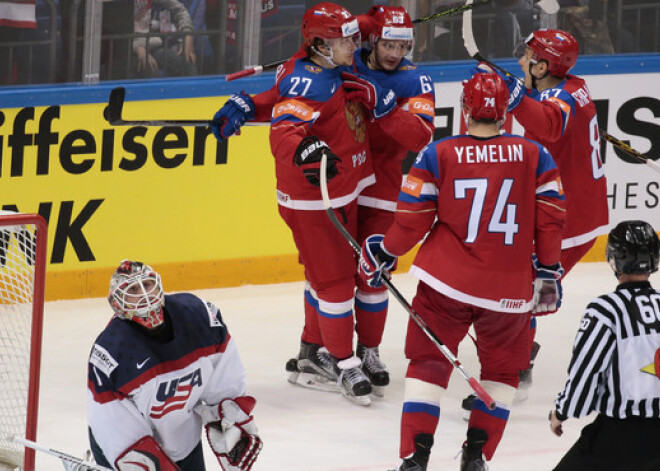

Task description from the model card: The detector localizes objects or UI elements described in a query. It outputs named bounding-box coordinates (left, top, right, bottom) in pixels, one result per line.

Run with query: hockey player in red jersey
left=473, top=29, right=609, bottom=400
left=211, top=5, right=435, bottom=399
left=508, top=29, right=608, bottom=272
left=87, top=260, right=262, bottom=471
left=249, top=2, right=410, bottom=405
left=359, top=73, right=566, bottom=470
left=344, top=5, right=435, bottom=396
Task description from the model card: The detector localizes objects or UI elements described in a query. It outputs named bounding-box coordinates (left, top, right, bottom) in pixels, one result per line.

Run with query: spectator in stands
left=133, top=0, right=198, bottom=78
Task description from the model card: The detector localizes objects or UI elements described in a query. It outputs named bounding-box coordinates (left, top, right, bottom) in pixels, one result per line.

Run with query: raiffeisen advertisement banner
left=1, top=56, right=659, bottom=300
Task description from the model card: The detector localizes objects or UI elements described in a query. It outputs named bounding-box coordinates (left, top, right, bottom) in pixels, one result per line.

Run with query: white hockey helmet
left=108, top=259, right=165, bottom=329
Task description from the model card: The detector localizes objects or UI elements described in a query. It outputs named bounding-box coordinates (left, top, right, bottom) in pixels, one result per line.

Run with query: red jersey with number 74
left=383, top=133, right=566, bottom=313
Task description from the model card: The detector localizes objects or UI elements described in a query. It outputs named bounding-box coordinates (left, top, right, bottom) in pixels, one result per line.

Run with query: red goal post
left=0, top=212, right=47, bottom=471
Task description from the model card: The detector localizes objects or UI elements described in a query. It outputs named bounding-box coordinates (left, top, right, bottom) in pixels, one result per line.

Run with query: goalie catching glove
left=531, top=258, right=564, bottom=315
left=194, top=396, right=262, bottom=471
left=341, top=72, right=397, bottom=119
left=359, top=234, right=397, bottom=288
left=294, top=136, right=341, bottom=187
left=211, top=92, right=255, bottom=142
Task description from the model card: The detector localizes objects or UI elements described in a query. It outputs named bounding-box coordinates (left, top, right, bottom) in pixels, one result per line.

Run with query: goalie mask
left=606, top=221, right=659, bottom=277
left=524, top=29, right=578, bottom=78
left=461, top=72, right=509, bottom=122
left=108, top=259, right=165, bottom=329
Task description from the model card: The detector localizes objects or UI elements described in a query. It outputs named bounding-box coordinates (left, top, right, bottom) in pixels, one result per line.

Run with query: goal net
left=0, top=212, right=47, bottom=471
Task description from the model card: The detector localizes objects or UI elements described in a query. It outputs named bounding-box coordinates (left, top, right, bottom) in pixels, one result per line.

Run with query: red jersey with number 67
left=512, top=75, right=609, bottom=249
left=383, top=133, right=566, bottom=313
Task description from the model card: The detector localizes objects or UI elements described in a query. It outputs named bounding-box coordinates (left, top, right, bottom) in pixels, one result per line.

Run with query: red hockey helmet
left=361, top=5, right=414, bottom=44
left=525, top=29, right=578, bottom=77
left=462, top=72, right=509, bottom=121
left=301, top=2, right=359, bottom=46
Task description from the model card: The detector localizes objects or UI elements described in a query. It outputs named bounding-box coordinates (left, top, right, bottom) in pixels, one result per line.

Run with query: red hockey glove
left=359, top=234, right=397, bottom=288
left=341, top=72, right=397, bottom=119
left=195, top=396, right=262, bottom=471
left=294, top=136, right=341, bottom=187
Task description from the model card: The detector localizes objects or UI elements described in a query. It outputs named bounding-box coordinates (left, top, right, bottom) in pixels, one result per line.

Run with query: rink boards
left=1, top=54, right=659, bottom=300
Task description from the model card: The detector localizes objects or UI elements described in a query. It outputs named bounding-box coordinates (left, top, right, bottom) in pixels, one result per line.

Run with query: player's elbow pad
left=115, top=436, right=180, bottom=471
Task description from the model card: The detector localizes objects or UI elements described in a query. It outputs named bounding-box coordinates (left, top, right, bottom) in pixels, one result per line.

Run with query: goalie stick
left=104, top=87, right=266, bottom=128
left=319, top=154, right=496, bottom=410
left=225, top=0, right=496, bottom=82
left=461, top=3, right=660, bottom=174
left=12, top=436, right=111, bottom=471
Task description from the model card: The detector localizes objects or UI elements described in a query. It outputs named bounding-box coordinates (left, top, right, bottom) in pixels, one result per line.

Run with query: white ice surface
left=34, top=262, right=656, bottom=470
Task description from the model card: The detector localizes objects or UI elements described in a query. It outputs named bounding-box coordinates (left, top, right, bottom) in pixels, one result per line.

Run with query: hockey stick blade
left=319, top=155, right=496, bottom=410
left=105, top=86, right=211, bottom=126
left=105, top=86, right=258, bottom=127
left=12, top=436, right=112, bottom=471
left=105, top=86, right=126, bottom=125
left=600, top=130, right=660, bottom=174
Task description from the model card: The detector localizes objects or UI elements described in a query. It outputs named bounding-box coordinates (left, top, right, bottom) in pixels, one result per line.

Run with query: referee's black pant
left=553, top=414, right=660, bottom=471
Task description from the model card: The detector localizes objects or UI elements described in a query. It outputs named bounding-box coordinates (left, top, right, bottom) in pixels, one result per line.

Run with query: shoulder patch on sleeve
left=90, top=344, right=118, bottom=377
left=546, top=96, right=572, bottom=116
left=402, top=175, right=424, bottom=198
left=203, top=300, right=224, bottom=328
left=406, top=97, right=435, bottom=119
left=273, top=98, right=318, bottom=122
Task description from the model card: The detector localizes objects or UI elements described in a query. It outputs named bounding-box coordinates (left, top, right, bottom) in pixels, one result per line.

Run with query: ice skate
left=459, top=428, right=489, bottom=471
left=337, top=355, right=372, bottom=406
left=514, top=341, right=540, bottom=403
left=357, top=343, right=389, bottom=397
left=285, top=341, right=341, bottom=394
left=389, top=433, right=433, bottom=471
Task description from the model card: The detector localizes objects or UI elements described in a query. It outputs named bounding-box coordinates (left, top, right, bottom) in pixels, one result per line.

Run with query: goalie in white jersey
left=550, top=221, right=660, bottom=471
left=87, top=260, right=262, bottom=471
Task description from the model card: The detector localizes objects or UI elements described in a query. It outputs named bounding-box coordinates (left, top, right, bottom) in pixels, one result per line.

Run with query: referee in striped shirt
left=549, top=220, right=660, bottom=471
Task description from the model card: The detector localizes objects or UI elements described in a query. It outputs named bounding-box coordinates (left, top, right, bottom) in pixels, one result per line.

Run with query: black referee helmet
left=606, top=220, right=660, bottom=276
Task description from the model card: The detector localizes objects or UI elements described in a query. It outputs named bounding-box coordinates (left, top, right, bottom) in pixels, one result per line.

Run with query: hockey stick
left=461, top=4, right=660, bottom=174
left=104, top=87, right=267, bottom=128
left=225, top=0, right=497, bottom=82
left=225, top=58, right=289, bottom=82
left=319, top=154, right=496, bottom=410
left=12, top=436, right=111, bottom=471
left=598, top=130, right=660, bottom=173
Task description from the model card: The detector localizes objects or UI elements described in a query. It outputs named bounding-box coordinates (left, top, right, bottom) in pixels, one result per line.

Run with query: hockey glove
left=341, top=72, right=397, bottom=119
left=470, top=61, right=525, bottom=112
left=195, top=396, right=262, bottom=471
left=359, top=234, right=397, bottom=288
left=531, top=259, right=564, bottom=315
left=211, top=92, right=255, bottom=142
left=294, top=136, right=341, bottom=187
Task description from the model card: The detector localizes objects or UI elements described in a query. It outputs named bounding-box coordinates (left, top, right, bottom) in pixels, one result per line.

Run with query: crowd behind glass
left=0, top=0, right=658, bottom=87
